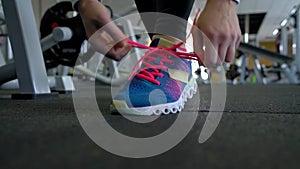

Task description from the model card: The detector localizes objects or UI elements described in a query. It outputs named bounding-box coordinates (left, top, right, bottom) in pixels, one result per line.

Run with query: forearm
left=203, top=0, right=238, bottom=20
left=205, top=0, right=238, bottom=10
left=74, top=0, right=111, bottom=26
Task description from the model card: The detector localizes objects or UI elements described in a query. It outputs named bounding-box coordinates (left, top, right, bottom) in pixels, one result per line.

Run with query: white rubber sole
left=112, top=78, right=198, bottom=116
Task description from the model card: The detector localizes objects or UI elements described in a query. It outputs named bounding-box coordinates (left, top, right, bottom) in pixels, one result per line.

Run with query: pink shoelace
left=127, top=9, right=202, bottom=85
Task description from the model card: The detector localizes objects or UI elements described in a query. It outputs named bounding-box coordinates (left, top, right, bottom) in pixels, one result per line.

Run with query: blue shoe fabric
left=111, top=38, right=197, bottom=115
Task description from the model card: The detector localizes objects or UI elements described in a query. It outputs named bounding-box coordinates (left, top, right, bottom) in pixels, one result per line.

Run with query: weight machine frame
left=1, top=0, right=51, bottom=98
left=0, top=0, right=74, bottom=98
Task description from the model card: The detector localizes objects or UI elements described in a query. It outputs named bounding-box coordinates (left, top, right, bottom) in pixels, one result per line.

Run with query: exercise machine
left=0, top=0, right=75, bottom=98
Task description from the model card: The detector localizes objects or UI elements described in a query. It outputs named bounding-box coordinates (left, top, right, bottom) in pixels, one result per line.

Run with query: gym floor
left=1, top=82, right=300, bottom=169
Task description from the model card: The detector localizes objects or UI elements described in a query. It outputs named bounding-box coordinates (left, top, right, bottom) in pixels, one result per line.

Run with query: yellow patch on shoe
left=168, top=68, right=189, bottom=83
left=113, top=100, right=128, bottom=110
left=157, top=38, right=174, bottom=48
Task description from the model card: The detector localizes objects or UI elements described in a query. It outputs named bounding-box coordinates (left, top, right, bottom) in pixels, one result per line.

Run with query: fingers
left=224, top=44, right=235, bottom=63
left=224, top=30, right=242, bottom=63
left=193, top=0, right=242, bottom=67
left=91, top=32, right=131, bottom=61
left=219, top=32, right=240, bottom=64
left=204, top=38, right=218, bottom=67
left=218, top=39, right=241, bottom=64
left=106, top=40, right=131, bottom=61
left=88, top=24, right=131, bottom=61
left=228, top=30, right=242, bottom=63
left=79, top=1, right=130, bottom=61
left=218, top=42, right=227, bottom=64
left=193, top=28, right=219, bottom=67
left=194, top=29, right=241, bottom=67
left=105, top=23, right=132, bottom=61
left=235, top=30, right=242, bottom=49
left=192, top=27, right=205, bottom=65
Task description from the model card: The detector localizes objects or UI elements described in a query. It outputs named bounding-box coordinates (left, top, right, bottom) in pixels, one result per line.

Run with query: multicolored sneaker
left=111, top=38, right=198, bottom=115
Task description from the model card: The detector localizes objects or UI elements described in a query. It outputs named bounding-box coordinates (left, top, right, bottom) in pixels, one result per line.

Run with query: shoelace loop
left=127, top=9, right=202, bottom=85
left=127, top=39, right=201, bottom=85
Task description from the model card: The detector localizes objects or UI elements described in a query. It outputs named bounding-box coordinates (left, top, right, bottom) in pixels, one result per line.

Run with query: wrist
left=73, top=0, right=100, bottom=12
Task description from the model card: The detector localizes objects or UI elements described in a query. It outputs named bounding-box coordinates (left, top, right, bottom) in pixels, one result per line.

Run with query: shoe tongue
left=146, top=38, right=172, bottom=66
left=149, top=38, right=160, bottom=47
left=140, top=38, right=171, bottom=73
left=149, top=37, right=187, bottom=53
left=149, top=37, right=175, bottom=48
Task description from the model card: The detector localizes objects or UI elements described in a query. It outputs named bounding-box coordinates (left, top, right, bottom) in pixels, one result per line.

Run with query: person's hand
left=193, top=0, right=241, bottom=66
left=78, top=0, right=131, bottom=61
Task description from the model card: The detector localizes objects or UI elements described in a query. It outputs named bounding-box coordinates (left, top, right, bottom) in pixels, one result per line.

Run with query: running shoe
left=111, top=38, right=198, bottom=115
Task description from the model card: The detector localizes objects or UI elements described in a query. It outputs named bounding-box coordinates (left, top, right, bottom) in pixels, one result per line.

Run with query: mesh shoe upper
left=112, top=38, right=197, bottom=115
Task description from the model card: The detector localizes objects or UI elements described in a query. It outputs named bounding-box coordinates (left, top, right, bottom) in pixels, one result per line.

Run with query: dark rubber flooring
left=1, top=82, right=300, bottom=169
